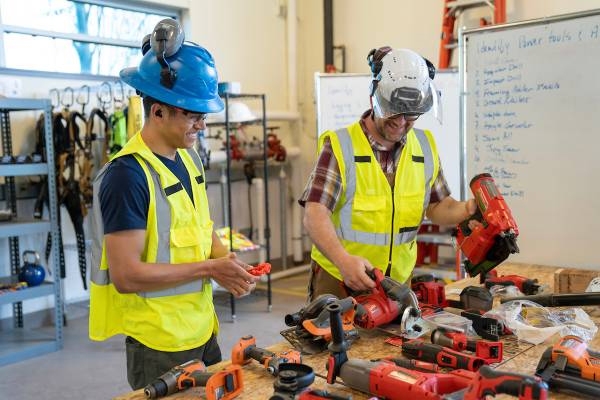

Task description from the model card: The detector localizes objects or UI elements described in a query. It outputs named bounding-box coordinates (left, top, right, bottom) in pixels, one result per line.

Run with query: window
left=0, top=0, right=179, bottom=76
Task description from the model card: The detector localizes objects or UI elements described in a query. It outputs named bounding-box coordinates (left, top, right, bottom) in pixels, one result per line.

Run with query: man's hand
left=337, top=254, right=376, bottom=291
left=465, top=198, right=484, bottom=230
left=209, top=253, right=259, bottom=297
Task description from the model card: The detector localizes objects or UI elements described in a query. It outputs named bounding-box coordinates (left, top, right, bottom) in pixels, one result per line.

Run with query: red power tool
left=411, top=274, right=449, bottom=308
left=431, top=327, right=503, bottom=363
left=232, top=335, right=301, bottom=376
left=324, top=303, right=548, bottom=400
left=454, top=173, right=519, bottom=277
left=485, top=274, right=541, bottom=295
left=411, top=274, right=493, bottom=312
left=248, top=262, right=271, bottom=276
left=144, top=360, right=243, bottom=399
left=353, top=268, right=422, bottom=334
left=402, top=339, right=486, bottom=371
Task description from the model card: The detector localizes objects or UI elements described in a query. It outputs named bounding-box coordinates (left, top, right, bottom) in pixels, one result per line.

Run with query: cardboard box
left=554, top=268, right=600, bottom=293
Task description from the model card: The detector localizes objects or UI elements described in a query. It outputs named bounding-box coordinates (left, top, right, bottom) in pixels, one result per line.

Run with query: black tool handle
left=500, top=293, right=600, bottom=306
left=476, top=365, right=548, bottom=399
left=547, top=372, right=600, bottom=397
left=327, top=303, right=346, bottom=353
left=247, top=346, right=275, bottom=364
left=185, top=370, right=213, bottom=388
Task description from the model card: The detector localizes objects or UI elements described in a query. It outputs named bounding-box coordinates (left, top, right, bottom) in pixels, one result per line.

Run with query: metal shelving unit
left=0, top=98, right=63, bottom=366
left=209, top=93, right=272, bottom=320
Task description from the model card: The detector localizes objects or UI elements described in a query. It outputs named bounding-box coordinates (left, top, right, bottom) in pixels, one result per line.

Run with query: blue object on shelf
left=18, top=251, right=45, bottom=287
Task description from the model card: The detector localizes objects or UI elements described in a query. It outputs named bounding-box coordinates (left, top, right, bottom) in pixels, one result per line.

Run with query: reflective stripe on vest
left=90, top=148, right=206, bottom=298
left=334, top=127, right=435, bottom=246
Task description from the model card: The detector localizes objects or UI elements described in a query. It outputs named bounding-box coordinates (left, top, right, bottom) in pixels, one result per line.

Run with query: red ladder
left=438, top=0, right=506, bottom=69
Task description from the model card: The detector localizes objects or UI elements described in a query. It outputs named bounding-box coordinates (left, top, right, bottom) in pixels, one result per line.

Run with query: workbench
left=115, top=263, right=600, bottom=400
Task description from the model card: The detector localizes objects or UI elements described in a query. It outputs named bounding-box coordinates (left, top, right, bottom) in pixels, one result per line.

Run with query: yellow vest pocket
left=352, top=195, right=387, bottom=232
left=397, top=192, right=424, bottom=227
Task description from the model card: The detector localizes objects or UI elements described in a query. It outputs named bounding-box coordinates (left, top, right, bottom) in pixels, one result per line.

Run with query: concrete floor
left=0, top=273, right=309, bottom=400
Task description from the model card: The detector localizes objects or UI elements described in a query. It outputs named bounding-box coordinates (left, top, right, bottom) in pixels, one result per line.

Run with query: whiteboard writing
left=462, top=10, right=600, bottom=269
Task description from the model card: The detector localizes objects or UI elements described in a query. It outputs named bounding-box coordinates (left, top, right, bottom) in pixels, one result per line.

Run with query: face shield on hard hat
left=370, top=48, right=443, bottom=124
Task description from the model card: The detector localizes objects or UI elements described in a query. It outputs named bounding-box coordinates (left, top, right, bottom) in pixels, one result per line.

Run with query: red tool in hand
left=248, top=262, right=271, bottom=276
left=454, top=173, right=519, bottom=277
left=485, top=274, right=541, bottom=295
left=232, top=335, right=301, bottom=376
left=431, top=327, right=503, bottom=363
left=353, top=268, right=422, bottom=334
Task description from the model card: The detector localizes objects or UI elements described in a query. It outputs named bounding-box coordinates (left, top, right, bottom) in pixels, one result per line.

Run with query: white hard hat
left=368, top=47, right=442, bottom=123
left=207, top=101, right=256, bottom=123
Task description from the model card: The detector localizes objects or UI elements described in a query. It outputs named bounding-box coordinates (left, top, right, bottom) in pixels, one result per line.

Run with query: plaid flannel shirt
left=299, top=115, right=450, bottom=212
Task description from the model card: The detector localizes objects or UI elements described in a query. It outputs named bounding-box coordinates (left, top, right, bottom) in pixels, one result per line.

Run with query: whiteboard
left=315, top=71, right=461, bottom=197
left=460, top=9, right=600, bottom=269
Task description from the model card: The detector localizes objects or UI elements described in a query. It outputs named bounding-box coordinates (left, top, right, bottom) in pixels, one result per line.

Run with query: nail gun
left=324, top=303, right=548, bottom=400
left=453, top=173, right=519, bottom=277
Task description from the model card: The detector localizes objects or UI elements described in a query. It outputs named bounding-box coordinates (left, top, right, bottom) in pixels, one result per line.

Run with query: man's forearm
left=303, top=202, right=348, bottom=266
left=426, top=196, right=471, bottom=226
left=109, top=259, right=215, bottom=294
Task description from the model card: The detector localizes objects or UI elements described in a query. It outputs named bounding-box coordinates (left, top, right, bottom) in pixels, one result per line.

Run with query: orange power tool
left=144, top=360, right=243, bottom=399
left=232, top=335, right=301, bottom=376
left=536, top=335, right=600, bottom=397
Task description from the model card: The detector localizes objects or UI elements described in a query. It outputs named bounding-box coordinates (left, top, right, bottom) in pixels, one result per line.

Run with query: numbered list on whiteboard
left=465, top=18, right=600, bottom=200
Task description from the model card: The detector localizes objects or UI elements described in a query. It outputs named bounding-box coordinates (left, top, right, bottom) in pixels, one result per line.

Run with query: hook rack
left=49, top=88, right=60, bottom=109
left=50, top=80, right=137, bottom=112
left=97, top=81, right=113, bottom=110
left=61, top=87, right=75, bottom=108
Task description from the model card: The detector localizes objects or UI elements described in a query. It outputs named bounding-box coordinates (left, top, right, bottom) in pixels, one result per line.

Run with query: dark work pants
left=125, top=334, right=222, bottom=390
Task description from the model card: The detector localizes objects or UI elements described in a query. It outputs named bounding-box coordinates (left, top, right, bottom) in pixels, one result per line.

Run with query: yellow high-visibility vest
left=311, top=122, right=440, bottom=283
left=89, top=132, right=217, bottom=352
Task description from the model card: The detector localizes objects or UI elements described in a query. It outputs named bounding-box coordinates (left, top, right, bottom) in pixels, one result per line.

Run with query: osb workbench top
left=115, top=263, right=598, bottom=399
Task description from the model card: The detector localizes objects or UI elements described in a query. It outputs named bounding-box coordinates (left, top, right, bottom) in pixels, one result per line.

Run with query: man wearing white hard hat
left=300, top=46, right=477, bottom=299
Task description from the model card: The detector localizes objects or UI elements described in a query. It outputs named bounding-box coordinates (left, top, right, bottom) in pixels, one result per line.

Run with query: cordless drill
left=232, top=335, right=301, bottom=376
left=143, top=359, right=243, bottom=399
left=454, top=173, right=519, bottom=277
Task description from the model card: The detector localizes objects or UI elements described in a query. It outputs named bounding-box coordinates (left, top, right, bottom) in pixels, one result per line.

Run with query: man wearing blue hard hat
left=88, top=19, right=259, bottom=389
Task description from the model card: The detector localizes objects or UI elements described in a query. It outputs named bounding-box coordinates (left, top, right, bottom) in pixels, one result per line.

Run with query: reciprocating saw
left=536, top=335, right=600, bottom=397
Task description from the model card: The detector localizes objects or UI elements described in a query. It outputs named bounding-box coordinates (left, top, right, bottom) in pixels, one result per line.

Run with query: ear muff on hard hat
left=120, top=18, right=224, bottom=114
left=368, top=47, right=442, bottom=124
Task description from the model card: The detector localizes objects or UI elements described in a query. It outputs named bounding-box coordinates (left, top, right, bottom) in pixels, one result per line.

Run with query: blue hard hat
left=120, top=43, right=224, bottom=113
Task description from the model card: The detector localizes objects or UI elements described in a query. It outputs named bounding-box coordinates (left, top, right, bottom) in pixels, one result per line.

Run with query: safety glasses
left=176, top=107, right=207, bottom=124
left=386, top=113, right=421, bottom=122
